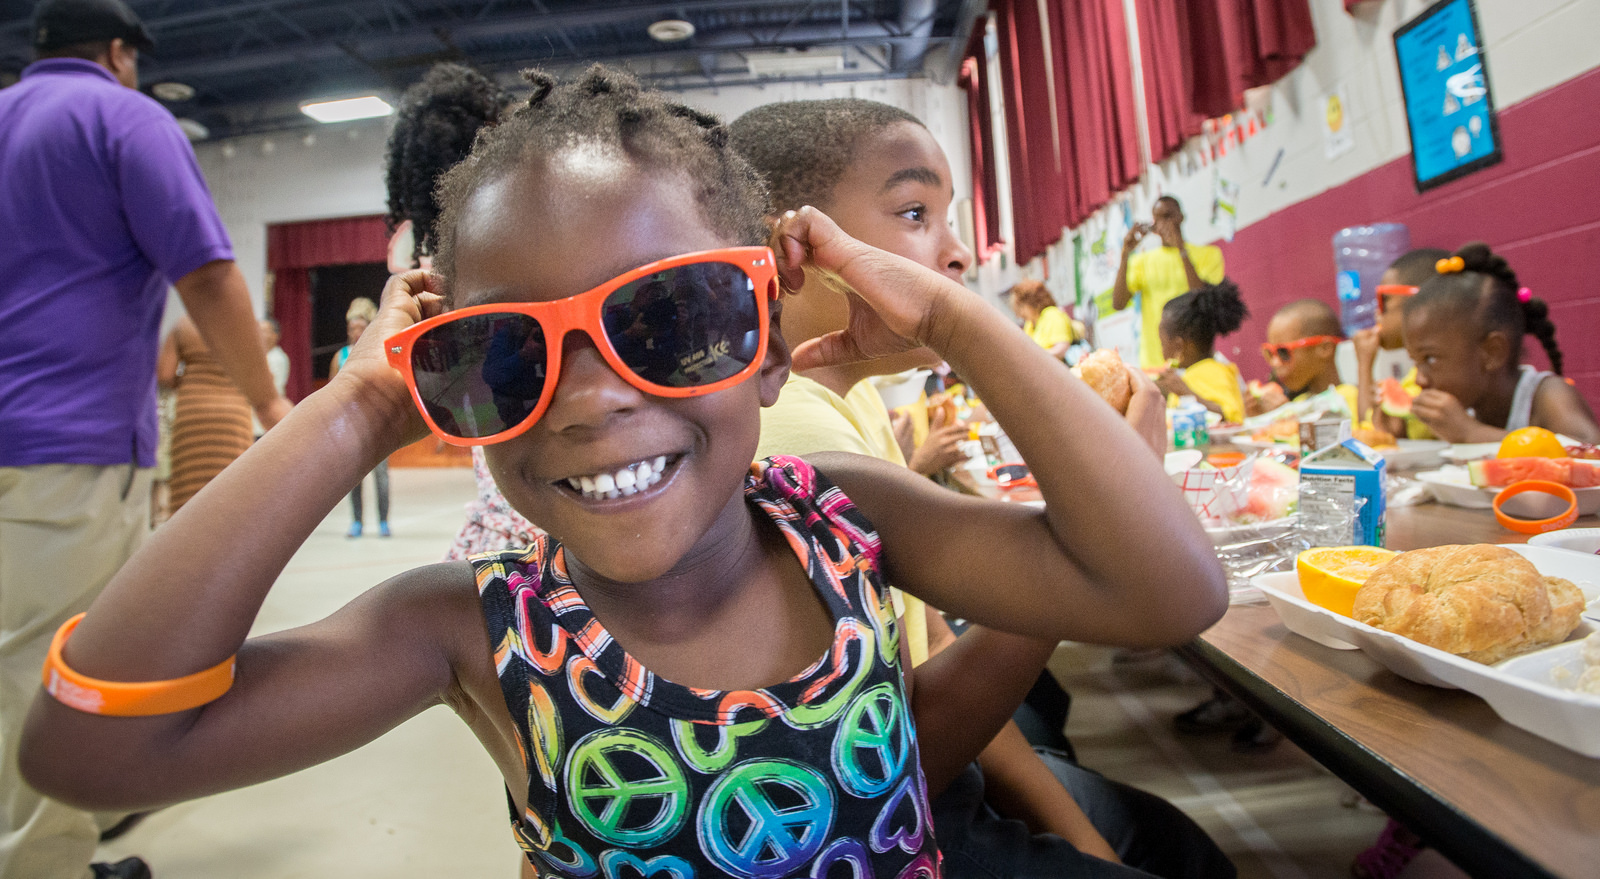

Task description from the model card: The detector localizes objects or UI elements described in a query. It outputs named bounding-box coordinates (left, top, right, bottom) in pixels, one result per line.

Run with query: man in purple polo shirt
left=0, top=2, right=292, bottom=877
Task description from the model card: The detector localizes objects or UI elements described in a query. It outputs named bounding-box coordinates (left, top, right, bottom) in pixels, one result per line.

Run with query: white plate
left=1415, top=466, right=1600, bottom=514
left=1442, top=434, right=1584, bottom=463
left=1528, top=528, right=1600, bottom=555
left=1231, top=437, right=1296, bottom=454
left=1253, top=545, right=1600, bottom=756
left=1377, top=439, right=1449, bottom=470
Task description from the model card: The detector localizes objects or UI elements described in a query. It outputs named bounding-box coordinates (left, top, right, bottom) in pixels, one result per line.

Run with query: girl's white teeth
left=566, top=457, right=671, bottom=500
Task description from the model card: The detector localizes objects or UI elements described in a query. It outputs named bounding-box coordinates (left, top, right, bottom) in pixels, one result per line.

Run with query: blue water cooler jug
left=1332, top=223, right=1410, bottom=335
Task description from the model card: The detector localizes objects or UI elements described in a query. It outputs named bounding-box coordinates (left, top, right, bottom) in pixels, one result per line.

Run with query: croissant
left=1351, top=544, right=1584, bottom=665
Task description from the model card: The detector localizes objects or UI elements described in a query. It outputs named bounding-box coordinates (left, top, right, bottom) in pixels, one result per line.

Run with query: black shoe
left=1173, top=694, right=1254, bottom=735
left=1230, top=717, right=1284, bottom=753
left=99, top=811, right=151, bottom=842
left=91, top=857, right=151, bottom=879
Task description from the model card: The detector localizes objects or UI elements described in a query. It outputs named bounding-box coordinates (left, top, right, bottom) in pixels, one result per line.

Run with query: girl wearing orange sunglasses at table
left=1346, top=248, right=1450, bottom=427
left=17, top=67, right=1225, bottom=876
left=1375, top=242, right=1599, bottom=445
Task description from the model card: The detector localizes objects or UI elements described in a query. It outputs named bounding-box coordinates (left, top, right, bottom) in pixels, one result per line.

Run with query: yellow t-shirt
left=1168, top=358, right=1245, bottom=424
left=1024, top=305, right=1073, bottom=351
left=755, top=373, right=906, bottom=466
left=1125, top=243, right=1225, bottom=369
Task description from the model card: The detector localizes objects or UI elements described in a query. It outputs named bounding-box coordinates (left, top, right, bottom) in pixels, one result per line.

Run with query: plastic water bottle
left=1332, top=223, right=1411, bottom=335
left=1172, top=397, right=1208, bottom=449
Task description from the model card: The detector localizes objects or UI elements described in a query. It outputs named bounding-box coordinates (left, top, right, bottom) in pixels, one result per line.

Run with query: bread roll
left=1351, top=544, right=1584, bottom=664
left=1071, top=349, right=1132, bottom=414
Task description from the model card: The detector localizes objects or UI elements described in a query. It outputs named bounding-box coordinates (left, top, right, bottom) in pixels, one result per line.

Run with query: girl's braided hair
left=1410, top=241, right=1563, bottom=374
left=432, top=65, right=769, bottom=287
left=384, top=63, right=507, bottom=263
left=1162, top=279, right=1248, bottom=347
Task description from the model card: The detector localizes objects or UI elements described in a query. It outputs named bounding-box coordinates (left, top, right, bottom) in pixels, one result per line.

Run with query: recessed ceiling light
left=300, top=95, right=393, bottom=124
left=151, top=81, right=194, bottom=102
left=647, top=19, right=695, bottom=42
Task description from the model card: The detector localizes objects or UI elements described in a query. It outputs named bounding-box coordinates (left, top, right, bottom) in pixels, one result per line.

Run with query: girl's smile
left=450, top=145, right=787, bottom=584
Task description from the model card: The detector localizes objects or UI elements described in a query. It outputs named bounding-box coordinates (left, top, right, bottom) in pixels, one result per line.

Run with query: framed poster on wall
left=1393, top=0, right=1502, bottom=191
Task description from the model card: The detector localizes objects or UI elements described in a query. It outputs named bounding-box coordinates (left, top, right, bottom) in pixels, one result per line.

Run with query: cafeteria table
left=952, top=466, right=1600, bottom=877
left=1178, top=502, right=1600, bottom=879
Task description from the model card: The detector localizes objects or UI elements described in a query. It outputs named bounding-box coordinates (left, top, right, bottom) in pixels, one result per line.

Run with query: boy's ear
left=758, top=306, right=791, bottom=407
left=1480, top=329, right=1512, bottom=372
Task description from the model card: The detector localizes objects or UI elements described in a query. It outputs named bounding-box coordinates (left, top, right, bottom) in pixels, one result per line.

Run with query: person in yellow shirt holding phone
left=1154, top=279, right=1249, bottom=424
left=1112, top=196, right=1225, bottom=369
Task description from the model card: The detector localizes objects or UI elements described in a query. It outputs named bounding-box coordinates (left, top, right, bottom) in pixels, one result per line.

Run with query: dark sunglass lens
left=602, top=262, right=761, bottom=389
left=410, top=314, right=546, bottom=438
left=995, top=464, right=1030, bottom=484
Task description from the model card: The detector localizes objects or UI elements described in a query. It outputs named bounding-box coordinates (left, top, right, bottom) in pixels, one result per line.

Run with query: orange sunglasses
left=1376, top=284, right=1419, bottom=314
left=385, top=246, right=778, bottom=446
left=1260, top=334, right=1341, bottom=362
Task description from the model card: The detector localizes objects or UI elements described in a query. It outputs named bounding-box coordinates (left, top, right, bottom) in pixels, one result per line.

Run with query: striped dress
left=168, top=331, right=253, bottom=512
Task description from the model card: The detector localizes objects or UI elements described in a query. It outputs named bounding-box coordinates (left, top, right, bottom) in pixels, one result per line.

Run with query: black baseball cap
left=33, top=0, right=155, bottom=52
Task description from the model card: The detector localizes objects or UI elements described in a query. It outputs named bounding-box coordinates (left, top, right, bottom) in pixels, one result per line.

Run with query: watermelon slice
left=1379, top=377, right=1415, bottom=418
left=1468, top=457, right=1600, bottom=488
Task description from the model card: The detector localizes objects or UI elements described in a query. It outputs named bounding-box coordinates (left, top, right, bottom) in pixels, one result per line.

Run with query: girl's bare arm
left=19, top=273, right=487, bottom=811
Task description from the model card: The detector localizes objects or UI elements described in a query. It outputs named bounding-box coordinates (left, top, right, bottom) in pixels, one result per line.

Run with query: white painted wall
left=187, top=77, right=973, bottom=321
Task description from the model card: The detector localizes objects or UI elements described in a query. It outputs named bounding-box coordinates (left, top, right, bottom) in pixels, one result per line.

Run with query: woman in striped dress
left=159, top=316, right=254, bottom=513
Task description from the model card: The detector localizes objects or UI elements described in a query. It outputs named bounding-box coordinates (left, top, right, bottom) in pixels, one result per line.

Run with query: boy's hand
left=772, top=207, right=970, bottom=371
left=907, top=407, right=971, bottom=476
left=1124, top=365, right=1168, bottom=455
left=1153, top=367, right=1188, bottom=397
left=1352, top=327, right=1380, bottom=368
left=1122, top=223, right=1148, bottom=253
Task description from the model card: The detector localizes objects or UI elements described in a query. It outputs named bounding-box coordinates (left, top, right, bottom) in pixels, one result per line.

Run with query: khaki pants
left=0, top=465, right=152, bottom=879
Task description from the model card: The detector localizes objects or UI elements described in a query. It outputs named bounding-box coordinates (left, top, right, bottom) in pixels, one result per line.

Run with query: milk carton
left=1299, top=438, right=1387, bottom=547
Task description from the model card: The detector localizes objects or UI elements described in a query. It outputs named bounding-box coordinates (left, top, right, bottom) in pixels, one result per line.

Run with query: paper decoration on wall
left=1323, top=86, right=1355, bottom=159
left=1212, top=174, right=1240, bottom=242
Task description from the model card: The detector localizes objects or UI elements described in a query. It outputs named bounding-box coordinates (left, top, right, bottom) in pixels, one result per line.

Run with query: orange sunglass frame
left=1376, top=284, right=1419, bottom=314
left=385, top=246, right=779, bottom=447
left=1259, top=334, right=1341, bottom=363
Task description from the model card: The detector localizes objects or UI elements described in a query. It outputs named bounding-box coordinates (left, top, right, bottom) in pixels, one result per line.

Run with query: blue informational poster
left=1393, top=0, right=1502, bottom=191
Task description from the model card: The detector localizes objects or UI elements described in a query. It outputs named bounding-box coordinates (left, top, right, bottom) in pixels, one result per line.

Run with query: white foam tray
left=1254, top=545, right=1600, bottom=757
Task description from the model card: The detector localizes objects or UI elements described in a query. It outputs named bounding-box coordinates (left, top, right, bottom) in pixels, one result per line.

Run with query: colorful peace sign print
left=832, top=682, right=911, bottom=798
left=697, top=759, right=835, bottom=878
left=564, top=729, right=690, bottom=848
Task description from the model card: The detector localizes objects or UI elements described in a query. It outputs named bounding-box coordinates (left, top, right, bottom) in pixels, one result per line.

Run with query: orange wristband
left=1492, top=480, right=1579, bottom=535
left=42, top=614, right=235, bottom=716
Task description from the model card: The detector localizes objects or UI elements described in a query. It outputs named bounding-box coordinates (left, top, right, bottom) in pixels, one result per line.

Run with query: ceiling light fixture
left=647, top=19, right=695, bottom=42
left=175, top=118, right=209, bottom=141
left=747, top=50, right=844, bottom=77
left=151, top=81, right=194, bottom=102
left=300, top=95, right=393, bottom=124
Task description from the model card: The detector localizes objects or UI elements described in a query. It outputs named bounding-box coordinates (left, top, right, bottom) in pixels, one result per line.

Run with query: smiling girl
left=19, top=68, right=1225, bottom=876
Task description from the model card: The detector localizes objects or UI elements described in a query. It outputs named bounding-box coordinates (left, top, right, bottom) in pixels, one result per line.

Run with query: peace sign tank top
left=474, top=455, right=941, bottom=879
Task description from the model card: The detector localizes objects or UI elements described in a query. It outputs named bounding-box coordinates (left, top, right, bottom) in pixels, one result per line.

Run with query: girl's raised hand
left=771, top=207, right=971, bottom=372
left=331, top=269, right=447, bottom=442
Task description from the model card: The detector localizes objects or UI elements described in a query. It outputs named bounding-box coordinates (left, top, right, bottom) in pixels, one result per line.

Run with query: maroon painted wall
left=1215, top=65, right=1600, bottom=410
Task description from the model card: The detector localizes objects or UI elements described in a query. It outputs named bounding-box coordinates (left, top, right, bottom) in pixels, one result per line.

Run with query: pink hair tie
left=1517, top=287, right=1532, bottom=302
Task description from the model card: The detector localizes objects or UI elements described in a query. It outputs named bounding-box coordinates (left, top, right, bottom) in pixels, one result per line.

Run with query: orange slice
left=1296, top=546, right=1399, bottom=617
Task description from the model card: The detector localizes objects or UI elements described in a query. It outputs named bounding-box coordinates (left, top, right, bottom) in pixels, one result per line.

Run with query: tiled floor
left=95, top=466, right=1466, bottom=878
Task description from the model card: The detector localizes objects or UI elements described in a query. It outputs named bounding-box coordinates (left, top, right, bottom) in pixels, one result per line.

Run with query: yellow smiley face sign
left=1326, top=94, right=1345, bottom=133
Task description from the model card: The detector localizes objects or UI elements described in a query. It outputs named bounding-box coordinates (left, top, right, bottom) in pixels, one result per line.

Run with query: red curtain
left=994, top=0, right=1066, bottom=265
left=266, top=215, right=389, bottom=401
left=1049, top=0, right=1142, bottom=229
left=1185, top=0, right=1316, bottom=119
left=1135, top=0, right=1206, bottom=164
left=959, top=25, right=1004, bottom=262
